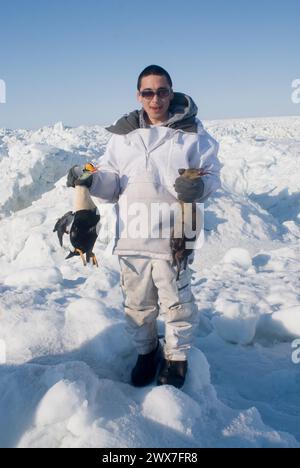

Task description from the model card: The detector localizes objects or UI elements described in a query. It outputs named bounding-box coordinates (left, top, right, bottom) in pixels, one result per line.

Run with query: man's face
left=137, top=75, right=173, bottom=124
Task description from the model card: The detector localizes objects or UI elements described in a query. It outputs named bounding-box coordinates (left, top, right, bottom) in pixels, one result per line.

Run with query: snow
left=222, top=248, right=253, bottom=271
left=0, top=117, right=300, bottom=448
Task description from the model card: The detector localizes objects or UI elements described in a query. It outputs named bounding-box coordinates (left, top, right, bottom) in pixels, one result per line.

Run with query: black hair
left=137, top=65, right=173, bottom=91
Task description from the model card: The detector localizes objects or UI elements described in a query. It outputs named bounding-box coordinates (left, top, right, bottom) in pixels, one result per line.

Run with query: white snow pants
left=119, top=256, right=199, bottom=361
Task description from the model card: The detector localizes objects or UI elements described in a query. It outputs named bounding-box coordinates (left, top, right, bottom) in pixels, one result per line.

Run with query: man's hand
left=67, top=163, right=96, bottom=188
left=174, top=174, right=204, bottom=203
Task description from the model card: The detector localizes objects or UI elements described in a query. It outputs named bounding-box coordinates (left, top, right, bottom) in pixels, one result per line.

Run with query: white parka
left=90, top=95, right=221, bottom=260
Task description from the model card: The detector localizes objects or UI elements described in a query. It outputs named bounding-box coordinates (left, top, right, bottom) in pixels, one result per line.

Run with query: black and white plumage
left=54, top=185, right=100, bottom=266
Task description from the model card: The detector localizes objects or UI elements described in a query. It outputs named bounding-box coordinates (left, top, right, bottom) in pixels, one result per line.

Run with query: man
left=68, top=65, right=221, bottom=388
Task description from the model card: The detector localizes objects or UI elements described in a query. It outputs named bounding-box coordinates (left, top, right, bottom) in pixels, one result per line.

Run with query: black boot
left=131, top=343, right=162, bottom=387
left=157, top=359, right=188, bottom=389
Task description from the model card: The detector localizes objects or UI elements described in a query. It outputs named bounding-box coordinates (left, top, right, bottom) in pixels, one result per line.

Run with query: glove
left=67, top=163, right=96, bottom=188
left=174, top=175, right=204, bottom=203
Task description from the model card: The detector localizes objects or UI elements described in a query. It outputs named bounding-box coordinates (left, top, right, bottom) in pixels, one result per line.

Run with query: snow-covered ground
left=0, top=117, right=300, bottom=448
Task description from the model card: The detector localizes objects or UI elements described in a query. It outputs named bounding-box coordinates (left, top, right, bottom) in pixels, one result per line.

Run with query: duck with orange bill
left=53, top=163, right=100, bottom=267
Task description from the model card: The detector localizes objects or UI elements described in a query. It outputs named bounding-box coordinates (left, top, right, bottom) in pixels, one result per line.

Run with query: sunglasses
left=139, top=88, right=172, bottom=100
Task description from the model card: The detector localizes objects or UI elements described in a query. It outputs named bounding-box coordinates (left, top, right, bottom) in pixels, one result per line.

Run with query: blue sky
left=0, top=0, right=299, bottom=129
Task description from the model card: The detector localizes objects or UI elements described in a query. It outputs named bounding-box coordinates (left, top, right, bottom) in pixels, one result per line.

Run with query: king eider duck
left=53, top=163, right=100, bottom=267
